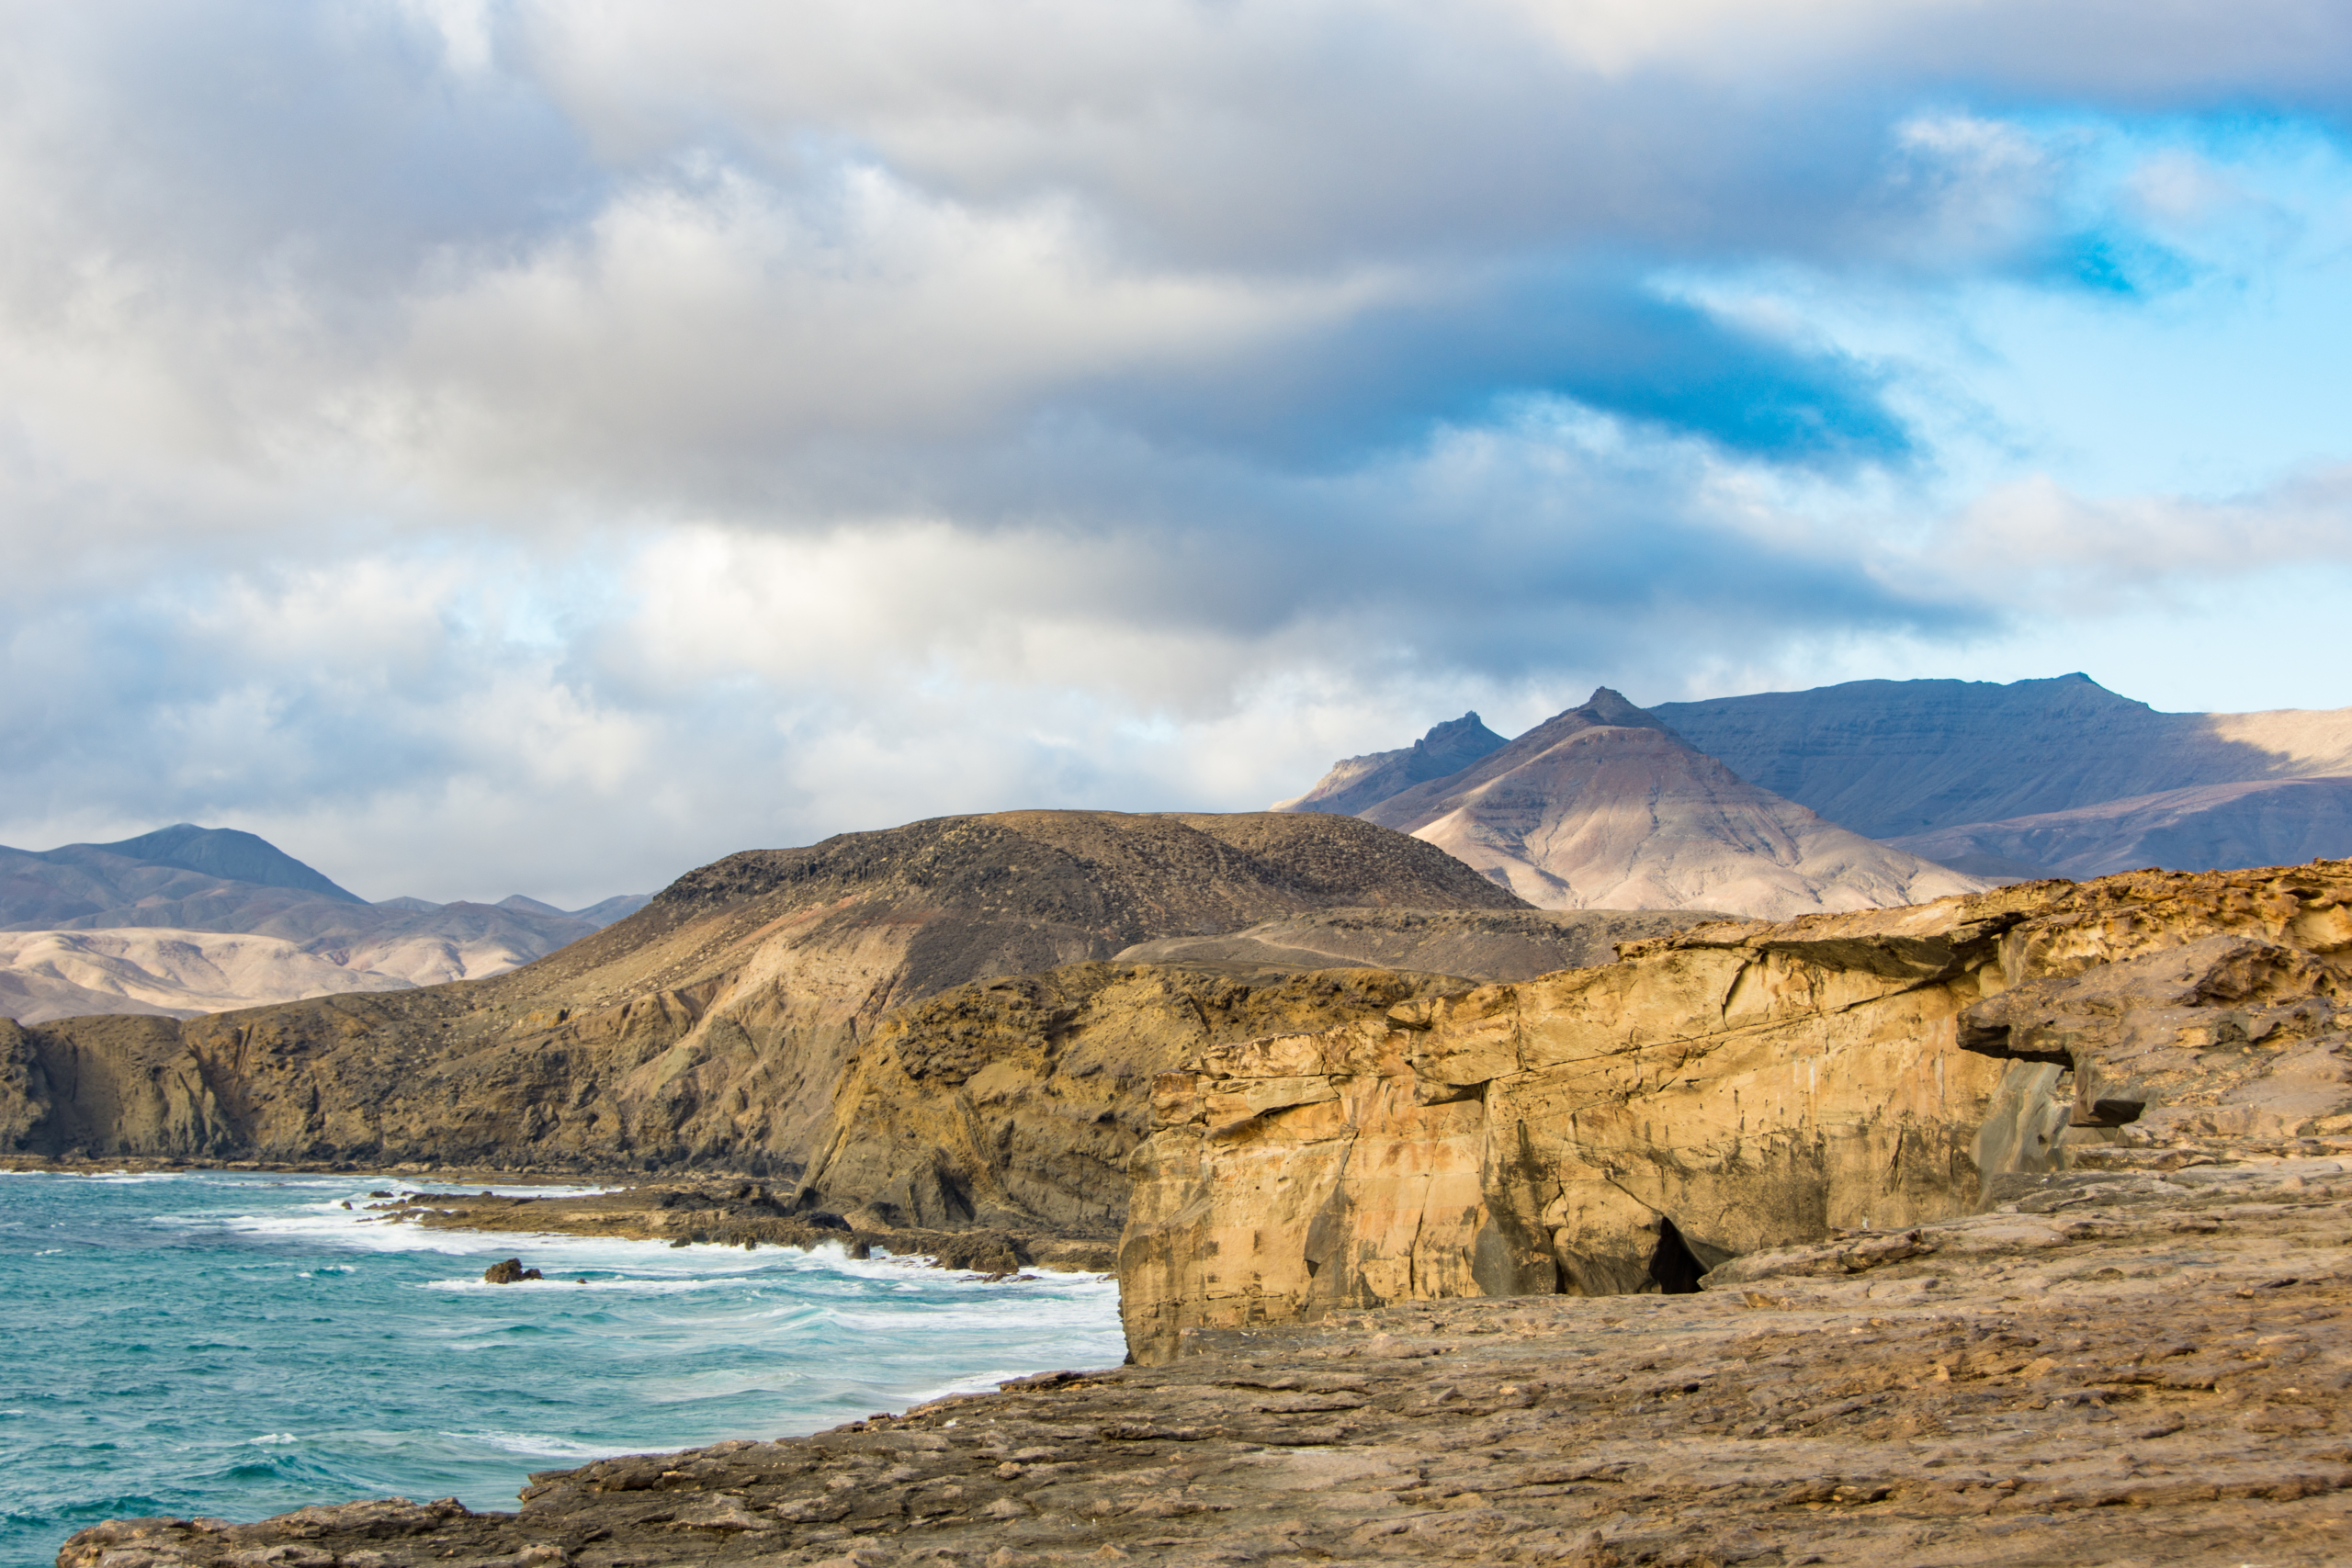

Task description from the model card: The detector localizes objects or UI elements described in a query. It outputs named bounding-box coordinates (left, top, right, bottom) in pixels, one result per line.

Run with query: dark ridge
left=82, top=825, right=364, bottom=904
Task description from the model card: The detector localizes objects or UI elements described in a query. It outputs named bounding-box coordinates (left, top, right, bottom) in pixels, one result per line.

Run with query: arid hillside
left=0, top=810, right=1523, bottom=1179
left=1655, top=672, right=2352, bottom=842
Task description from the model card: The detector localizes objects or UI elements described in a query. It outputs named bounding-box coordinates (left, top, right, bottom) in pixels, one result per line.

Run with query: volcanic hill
left=0, top=810, right=1528, bottom=1184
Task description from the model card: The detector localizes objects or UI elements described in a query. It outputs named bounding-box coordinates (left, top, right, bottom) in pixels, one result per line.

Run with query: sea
left=0, top=1170, right=1126, bottom=1568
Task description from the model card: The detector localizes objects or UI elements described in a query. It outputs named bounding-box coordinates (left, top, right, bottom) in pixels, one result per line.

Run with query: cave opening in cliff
left=1647, top=1217, right=1707, bottom=1294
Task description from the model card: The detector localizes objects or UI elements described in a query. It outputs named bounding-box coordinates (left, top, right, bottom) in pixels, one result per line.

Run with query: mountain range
left=1651, top=673, right=2352, bottom=877
left=1284, top=688, right=1984, bottom=918
left=0, top=826, right=647, bottom=1023
left=1281, top=674, right=2352, bottom=899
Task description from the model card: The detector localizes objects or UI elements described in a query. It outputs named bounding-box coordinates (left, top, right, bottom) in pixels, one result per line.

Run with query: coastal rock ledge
left=55, top=862, right=2352, bottom=1566
left=58, top=1159, right=2352, bottom=1567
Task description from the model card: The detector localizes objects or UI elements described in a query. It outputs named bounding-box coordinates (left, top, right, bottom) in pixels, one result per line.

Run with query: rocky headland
left=0, top=811, right=1523, bottom=1179
left=45, top=853, right=2352, bottom=1566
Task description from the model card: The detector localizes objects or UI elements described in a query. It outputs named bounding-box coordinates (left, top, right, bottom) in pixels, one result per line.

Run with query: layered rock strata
left=65, top=1154, right=2352, bottom=1568
left=1120, top=863, right=2352, bottom=1364
left=1652, top=671, right=2352, bottom=840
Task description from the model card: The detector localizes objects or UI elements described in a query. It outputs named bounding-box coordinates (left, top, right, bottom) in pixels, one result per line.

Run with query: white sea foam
left=249, top=1433, right=300, bottom=1446
left=447, top=1429, right=650, bottom=1461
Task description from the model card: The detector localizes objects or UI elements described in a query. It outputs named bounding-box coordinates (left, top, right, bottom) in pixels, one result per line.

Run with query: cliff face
left=0, top=811, right=1523, bottom=1178
left=790, top=964, right=1471, bottom=1239
left=1119, top=863, right=2352, bottom=1363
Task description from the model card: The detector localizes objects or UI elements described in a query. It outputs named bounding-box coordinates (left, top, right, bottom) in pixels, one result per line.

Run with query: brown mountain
left=0, top=810, right=1526, bottom=1177
left=1353, top=688, right=1985, bottom=919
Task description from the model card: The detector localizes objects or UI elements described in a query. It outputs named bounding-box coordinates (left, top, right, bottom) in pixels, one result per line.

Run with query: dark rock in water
left=481, top=1258, right=541, bottom=1284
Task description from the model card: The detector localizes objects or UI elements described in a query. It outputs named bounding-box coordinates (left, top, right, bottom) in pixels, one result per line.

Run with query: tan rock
left=1119, top=863, right=2352, bottom=1363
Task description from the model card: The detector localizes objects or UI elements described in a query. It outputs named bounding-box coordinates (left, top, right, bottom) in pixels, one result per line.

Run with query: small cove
left=0, top=1171, right=1124, bottom=1568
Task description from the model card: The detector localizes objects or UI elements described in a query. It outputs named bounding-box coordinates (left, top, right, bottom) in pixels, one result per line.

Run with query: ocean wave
left=444, top=1429, right=654, bottom=1462
left=248, top=1433, right=301, bottom=1446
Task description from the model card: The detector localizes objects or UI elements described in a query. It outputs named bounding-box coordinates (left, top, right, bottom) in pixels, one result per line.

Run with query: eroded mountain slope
left=1654, top=672, right=2352, bottom=840
left=0, top=811, right=1522, bottom=1178
left=1358, top=688, right=1984, bottom=918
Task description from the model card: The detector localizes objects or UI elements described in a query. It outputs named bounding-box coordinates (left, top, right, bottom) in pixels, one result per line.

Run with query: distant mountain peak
left=1273, top=711, right=1509, bottom=816
left=86, top=824, right=364, bottom=904
left=496, top=895, right=568, bottom=918
left=1358, top=694, right=1986, bottom=919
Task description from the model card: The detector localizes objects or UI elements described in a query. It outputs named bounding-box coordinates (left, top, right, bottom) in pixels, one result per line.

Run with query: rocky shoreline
left=45, top=863, right=2352, bottom=1564
left=63, top=1152, right=2352, bottom=1567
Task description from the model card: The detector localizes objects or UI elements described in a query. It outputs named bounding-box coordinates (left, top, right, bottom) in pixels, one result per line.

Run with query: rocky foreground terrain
left=50, top=858, right=2352, bottom=1565
left=66, top=1154, right=2352, bottom=1567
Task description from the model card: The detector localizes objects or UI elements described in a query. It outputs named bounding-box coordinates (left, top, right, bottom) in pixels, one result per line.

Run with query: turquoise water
left=0, top=1171, right=1125, bottom=1568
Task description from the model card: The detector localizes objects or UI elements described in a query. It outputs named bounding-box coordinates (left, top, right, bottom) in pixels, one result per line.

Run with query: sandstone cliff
left=1119, top=862, right=2352, bottom=1363
left=1358, top=687, right=1984, bottom=919
left=0, top=811, right=1522, bottom=1179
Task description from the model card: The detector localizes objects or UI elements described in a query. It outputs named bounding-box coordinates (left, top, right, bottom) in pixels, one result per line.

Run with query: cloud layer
left=2, top=0, right=2349, bottom=901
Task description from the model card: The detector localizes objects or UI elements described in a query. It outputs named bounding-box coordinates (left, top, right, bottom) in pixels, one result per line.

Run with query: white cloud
left=0, top=0, right=2349, bottom=900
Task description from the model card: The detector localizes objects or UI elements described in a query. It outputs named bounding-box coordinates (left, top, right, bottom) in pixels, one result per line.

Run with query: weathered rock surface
left=69, top=1154, right=2352, bottom=1567
left=1120, top=863, right=2352, bottom=1364
left=1114, top=907, right=1727, bottom=980
left=792, top=965, right=1472, bottom=1240
left=1357, top=687, right=1985, bottom=919
left=1273, top=712, right=1509, bottom=816
left=1654, top=671, right=2352, bottom=840
left=0, top=812, right=1521, bottom=1180
left=1889, top=775, right=2352, bottom=883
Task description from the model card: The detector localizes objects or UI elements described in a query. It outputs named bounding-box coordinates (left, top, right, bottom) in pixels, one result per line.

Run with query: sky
left=4, top=0, right=2351, bottom=904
